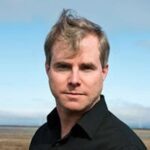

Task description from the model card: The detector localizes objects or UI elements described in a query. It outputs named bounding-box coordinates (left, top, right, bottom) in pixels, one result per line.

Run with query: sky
left=0, top=0, right=150, bottom=127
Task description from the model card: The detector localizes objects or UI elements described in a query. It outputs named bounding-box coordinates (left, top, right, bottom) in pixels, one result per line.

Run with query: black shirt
left=30, top=95, right=147, bottom=150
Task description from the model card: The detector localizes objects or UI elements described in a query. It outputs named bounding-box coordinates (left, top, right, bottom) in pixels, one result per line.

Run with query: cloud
left=0, top=100, right=150, bottom=128
left=109, top=101, right=150, bottom=128
left=0, top=110, right=46, bottom=126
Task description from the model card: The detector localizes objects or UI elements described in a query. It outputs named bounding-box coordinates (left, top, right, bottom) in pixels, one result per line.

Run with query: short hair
left=44, top=9, right=110, bottom=68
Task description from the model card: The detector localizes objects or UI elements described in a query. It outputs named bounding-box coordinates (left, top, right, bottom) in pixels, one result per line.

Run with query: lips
left=63, top=92, right=86, bottom=95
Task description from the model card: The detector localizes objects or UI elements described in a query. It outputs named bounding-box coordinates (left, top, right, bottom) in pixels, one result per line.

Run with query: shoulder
left=97, top=111, right=147, bottom=149
left=120, top=145, right=147, bottom=150
left=30, top=123, right=49, bottom=146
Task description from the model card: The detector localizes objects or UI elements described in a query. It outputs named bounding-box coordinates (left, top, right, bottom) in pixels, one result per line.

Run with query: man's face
left=46, top=35, right=108, bottom=113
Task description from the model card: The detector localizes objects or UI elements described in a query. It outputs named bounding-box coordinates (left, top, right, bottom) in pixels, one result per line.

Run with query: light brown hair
left=44, top=9, right=110, bottom=68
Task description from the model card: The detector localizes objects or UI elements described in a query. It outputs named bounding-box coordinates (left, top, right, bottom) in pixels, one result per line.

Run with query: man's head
left=45, top=9, right=110, bottom=113
left=44, top=9, right=110, bottom=68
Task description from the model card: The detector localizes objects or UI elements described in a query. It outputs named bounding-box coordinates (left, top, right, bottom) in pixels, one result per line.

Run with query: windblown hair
left=44, top=9, right=110, bottom=68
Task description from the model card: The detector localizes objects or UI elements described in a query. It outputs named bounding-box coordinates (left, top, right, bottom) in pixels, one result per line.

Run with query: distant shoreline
left=0, top=125, right=39, bottom=128
left=0, top=125, right=150, bottom=130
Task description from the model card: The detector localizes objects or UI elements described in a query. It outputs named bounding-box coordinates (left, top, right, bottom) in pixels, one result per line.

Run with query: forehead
left=51, top=35, right=100, bottom=62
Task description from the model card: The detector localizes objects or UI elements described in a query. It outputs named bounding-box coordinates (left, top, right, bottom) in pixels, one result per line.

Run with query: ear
left=45, top=62, right=50, bottom=75
left=102, top=64, right=109, bottom=81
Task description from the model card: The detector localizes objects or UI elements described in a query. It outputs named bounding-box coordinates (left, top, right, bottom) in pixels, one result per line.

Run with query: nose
left=68, top=69, right=80, bottom=88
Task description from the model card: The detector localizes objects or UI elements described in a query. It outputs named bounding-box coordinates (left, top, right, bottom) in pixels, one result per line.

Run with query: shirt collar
left=47, top=95, right=108, bottom=140
left=47, top=107, right=60, bottom=128
left=77, top=95, right=109, bottom=139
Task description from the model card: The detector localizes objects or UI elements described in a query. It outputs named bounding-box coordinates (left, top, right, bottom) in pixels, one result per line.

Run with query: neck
left=57, top=107, right=84, bottom=138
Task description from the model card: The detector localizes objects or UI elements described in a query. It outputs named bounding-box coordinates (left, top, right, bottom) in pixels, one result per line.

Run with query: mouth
left=63, top=92, right=86, bottom=96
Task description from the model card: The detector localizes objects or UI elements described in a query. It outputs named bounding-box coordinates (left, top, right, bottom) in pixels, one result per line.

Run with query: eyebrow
left=53, top=62, right=71, bottom=67
left=79, top=63, right=97, bottom=70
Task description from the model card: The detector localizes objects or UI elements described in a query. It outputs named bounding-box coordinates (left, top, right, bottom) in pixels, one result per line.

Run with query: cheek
left=48, top=75, right=61, bottom=98
left=85, top=74, right=103, bottom=92
left=49, top=76, right=58, bottom=88
left=49, top=72, right=66, bottom=90
left=85, top=73, right=102, bottom=85
left=48, top=72, right=57, bottom=90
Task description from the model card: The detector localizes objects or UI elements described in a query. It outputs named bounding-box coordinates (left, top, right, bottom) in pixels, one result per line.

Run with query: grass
left=0, top=126, right=149, bottom=150
left=0, top=126, right=36, bottom=150
left=133, top=129, right=150, bottom=149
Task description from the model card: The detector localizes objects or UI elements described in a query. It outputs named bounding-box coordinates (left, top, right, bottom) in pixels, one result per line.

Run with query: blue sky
left=0, top=0, right=150, bottom=127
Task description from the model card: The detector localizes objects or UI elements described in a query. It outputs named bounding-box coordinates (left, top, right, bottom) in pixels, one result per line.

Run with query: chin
left=63, top=102, right=90, bottom=113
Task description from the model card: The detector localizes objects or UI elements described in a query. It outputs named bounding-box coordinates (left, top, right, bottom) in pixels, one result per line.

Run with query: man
left=30, top=9, right=147, bottom=150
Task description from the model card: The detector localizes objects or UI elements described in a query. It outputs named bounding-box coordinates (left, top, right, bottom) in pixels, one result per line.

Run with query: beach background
left=0, top=126, right=149, bottom=150
left=0, top=0, right=150, bottom=149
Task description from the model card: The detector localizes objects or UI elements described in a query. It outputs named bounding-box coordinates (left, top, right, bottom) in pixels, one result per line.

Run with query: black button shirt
left=30, top=95, right=147, bottom=150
